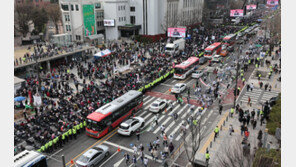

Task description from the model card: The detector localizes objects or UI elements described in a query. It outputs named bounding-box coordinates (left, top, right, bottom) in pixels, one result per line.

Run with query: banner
left=246, top=5, right=257, bottom=10
left=104, top=19, right=115, bottom=26
left=267, top=0, right=279, bottom=7
left=167, top=28, right=186, bottom=38
left=230, top=9, right=244, bottom=17
left=83, top=4, right=96, bottom=36
left=33, top=94, right=42, bottom=107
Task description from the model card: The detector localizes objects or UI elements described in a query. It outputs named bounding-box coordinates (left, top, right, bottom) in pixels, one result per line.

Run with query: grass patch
left=266, top=94, right=281, bottom=135
left=253, top=148, right=281, bottom=167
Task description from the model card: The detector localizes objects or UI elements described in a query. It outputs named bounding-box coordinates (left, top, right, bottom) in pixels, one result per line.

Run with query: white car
left=118, top=117, right=145, bottom=136
left=192, top=70, right=204, bottom=79
left=171, top=83, right=186, bottom=94
left=149, top=99, right=167, bottom=113
left=76, top=145, right=109, bottom=167
left=211, top=55, right=221, bottom=63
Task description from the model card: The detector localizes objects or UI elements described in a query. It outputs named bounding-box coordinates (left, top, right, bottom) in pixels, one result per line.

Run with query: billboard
left=246, top=5, right=257, bottom=10
left=230, top=9, right=244, bottom=17
left=83, top=4, right=96, bottom=36
left=167, top=28, right=186, bottom=38
left=104, top=19, right=115, bottom=27
left=267, top=0, right=279, bottom=6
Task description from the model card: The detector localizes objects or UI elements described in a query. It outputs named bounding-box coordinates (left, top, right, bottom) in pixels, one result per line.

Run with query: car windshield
left=151, top=103, right=159, bottom=107
left=77, top=155, right=90, bottom=164
left=119, top=124, right=129, bottom=130
left=194, top=71, right=200, bottom=74
left=174, top=85, right=180, bottom=89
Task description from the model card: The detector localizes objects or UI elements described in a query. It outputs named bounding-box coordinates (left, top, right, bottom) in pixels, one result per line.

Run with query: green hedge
left=266, top=94, right=281, bottom=135
left=253, top=148, right=281, bottom=167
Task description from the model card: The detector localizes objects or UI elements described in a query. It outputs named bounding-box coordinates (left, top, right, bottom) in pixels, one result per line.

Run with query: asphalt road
left=46, top=29, right=260, bottom=167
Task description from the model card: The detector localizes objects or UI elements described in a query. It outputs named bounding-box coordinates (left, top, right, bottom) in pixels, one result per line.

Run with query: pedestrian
left=133, top=144, right=138, bottom=155
left=259, top=82, right=263, bottom=89
left=155, top=137, right=160, bottom=149
left=124, top=153, right=130, bottom=165
left=229, top=124, right=234, bottom=135
left=250, top=83, right=254, bottom=91
left=173, top=112, right=178, bottom=121
left=169, top=142, right=174, bottom=154
left=136, top=129, right=140, bottom=141
left=139, top=150, right=144, bottom=164
left=269, top=85, right=272, bottom=91
left=246, top=84, right=250, bottom=91
left=244, top=130, right=250, bottom=140
left=163, top=134, right=168, bottom=146
left=230, top=107, right=234, bottom=117
left=248, top=96, right=251, bottom=106
left=154, top=114, right=158, bottom=126
left=253, top=119, right=257, bottom=129
left=205, top=150, right=210, bottom=165
left=214, top=126, right=219, bottom=140
left=257, top=130, right=263, bottom=142
left=161, top=125, right=165, bottom=136
left=219, top=104, right=223, bottom=115
left=240, top=124, right=245, bottom=136
left=153, top=148, right=159, bottom=162
left=132, top=155, right=137, bottom=166
left=264, top=83, right=268, bottom=91
left=144, top=157, right=148, bottom=167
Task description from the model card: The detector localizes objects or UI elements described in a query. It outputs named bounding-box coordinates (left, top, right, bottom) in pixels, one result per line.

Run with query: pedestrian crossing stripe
left=137, top=95, right=211, bottom=141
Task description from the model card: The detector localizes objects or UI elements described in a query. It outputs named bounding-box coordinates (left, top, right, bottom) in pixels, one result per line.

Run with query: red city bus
left=174, top=57, right=199, bottom=79
left=86, top=90, right=143, bottom=138
left=204, top=42, right=222, bottom=59
left=222, top=34, right=236, bottom=46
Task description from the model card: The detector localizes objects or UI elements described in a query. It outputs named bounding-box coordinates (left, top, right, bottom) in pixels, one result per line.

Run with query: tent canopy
left=14, top=76, right=25, bottom=85
left=94, top=49, right=112, bottom=58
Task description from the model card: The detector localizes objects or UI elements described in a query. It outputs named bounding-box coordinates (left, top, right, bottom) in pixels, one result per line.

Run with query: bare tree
left=14, top=3, right=34, bottom=37
left=46, top=3, right=62, bottom=34
left=216, top=136, right=255, bottom=167
left=181, top=112, right=207, bottom=166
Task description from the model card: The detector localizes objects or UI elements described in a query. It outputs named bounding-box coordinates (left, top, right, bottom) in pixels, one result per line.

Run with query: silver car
left=192, top=70, right=204, bottom=79
left=76, top=145, right=109, bottom=167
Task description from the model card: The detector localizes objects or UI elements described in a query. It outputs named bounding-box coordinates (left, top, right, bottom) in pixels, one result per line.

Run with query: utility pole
left=233, top=58, right=240, bottom=109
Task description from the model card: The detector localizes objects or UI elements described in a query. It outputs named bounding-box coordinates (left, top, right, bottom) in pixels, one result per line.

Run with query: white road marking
left=144, top=96, right=157, bottom=106
left=153, top=117, right=172, bottom=134
left=99, top=151, right=119, bottom=167
left=103, top=141, right=162, bottom=163
left=114, top=158, right=125, bottom=167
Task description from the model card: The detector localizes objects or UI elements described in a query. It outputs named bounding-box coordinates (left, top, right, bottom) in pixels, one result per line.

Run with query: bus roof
left=223, top=34, right=236, bottom=40
left=175, top=57, right=199, bottom=69
left=87, top=90, right=142, bottom=122
left=14, top=150, right=46, bottom=167
left=205, top=42, right=222, bottom=51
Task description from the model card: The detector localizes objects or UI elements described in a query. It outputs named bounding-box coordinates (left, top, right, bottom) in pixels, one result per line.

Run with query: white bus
left=14, top=150, right=47, bottom=167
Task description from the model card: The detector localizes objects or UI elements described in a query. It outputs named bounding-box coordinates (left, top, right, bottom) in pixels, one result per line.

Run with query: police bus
left=14, top=150, right=47, bottom=167
left=86, top=90, right=143, bottom=138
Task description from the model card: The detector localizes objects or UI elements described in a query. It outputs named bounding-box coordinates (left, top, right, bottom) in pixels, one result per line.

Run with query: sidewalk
left=194, top=109, right=280, bottom=167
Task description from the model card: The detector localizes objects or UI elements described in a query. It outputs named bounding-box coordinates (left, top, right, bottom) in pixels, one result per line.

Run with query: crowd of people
left=14, top=15, right=265, bottom=158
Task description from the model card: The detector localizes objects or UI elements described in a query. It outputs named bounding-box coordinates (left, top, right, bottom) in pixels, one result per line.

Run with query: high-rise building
left=59, top=0, right=204, bottom=41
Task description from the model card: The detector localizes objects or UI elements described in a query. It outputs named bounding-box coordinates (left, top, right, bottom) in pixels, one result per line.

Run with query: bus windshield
left=175, top=68, right=186, bottom=75
left=205, top=50, right=212, bottom=54
left=87, top=119, right=105, bottom=132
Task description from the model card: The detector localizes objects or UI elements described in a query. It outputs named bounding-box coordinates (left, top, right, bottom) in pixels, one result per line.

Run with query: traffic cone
left=70, top=159, right=74, bottom=164
left=165, top=108, right=167, bottom=113
left=169, top=88, right=171, bottom=92
left=117, top=147, right=121, bottom=152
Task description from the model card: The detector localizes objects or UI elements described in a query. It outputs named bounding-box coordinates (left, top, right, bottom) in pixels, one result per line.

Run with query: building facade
left=59, top=0, right=105, bottom=42
left=59, top=0, right=203, bottom=41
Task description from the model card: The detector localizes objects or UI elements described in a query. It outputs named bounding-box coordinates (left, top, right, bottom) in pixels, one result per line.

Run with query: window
left=76, top=35, right=81, bottom=41
left=65, top=15, right=70, bottom=21
left=124, top=17, right=126, bottom=21
left=130, top=16, right=136, bottom=24
left=118, top=6, right=120, bottom=11
left=71, top=4, right=74, bottom=11
left=123, top=6, right=125, bottom=10
left=95, top=3, right=101, bottom=9
left=68, top=25, right=71, bottom=31
left=130, top=6, right=135, bottom=12
left=61, top=4, right=69, bottom=11
left=76, top=4, right=79, bottom=11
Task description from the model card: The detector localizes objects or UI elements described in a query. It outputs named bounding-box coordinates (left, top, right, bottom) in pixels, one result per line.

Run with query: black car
left=269, top=96, right=279, bottom=107
left=199, top=57, right=208, bottom=65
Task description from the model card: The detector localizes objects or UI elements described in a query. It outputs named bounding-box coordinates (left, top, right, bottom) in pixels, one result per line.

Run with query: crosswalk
left=240, top=88, right=262, bottom=104
left=239, top=88, right=280, bottom=105
left=136, top=95, right=210, bottom=141
left=259, top=90, right=280, bottom=104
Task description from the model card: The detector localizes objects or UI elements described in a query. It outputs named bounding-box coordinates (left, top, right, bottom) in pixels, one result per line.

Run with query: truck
left=165, top=38, right=185, bottom=54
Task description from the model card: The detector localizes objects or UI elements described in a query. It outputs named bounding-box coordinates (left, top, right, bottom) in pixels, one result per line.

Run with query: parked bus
left=222, top=34, right=236, bottom=46
left=174, top=57, right=199, bottom=79
left=86, top=90, right=143, bottom=138
left=14, top=150, right=48, bottom=167
left=204, top=42, right=222, bottom=59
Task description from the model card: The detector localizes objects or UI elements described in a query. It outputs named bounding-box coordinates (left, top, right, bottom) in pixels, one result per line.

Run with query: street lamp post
left=233, top=58, right=240, bottom=110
